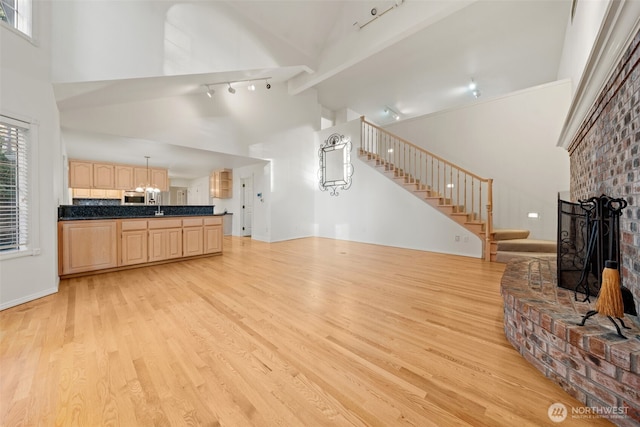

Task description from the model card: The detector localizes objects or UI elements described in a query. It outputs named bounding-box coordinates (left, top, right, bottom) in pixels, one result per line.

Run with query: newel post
left=485, top=178, right=494, bottom=261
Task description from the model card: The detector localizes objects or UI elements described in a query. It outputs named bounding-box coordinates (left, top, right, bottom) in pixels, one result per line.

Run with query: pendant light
left=135, top=156, right=160, bottom=193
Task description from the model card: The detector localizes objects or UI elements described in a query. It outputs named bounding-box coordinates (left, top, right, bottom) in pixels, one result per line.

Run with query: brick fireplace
left=501, top=23, right=640, bottom=426
left=568, top=28, right=640, bottom=316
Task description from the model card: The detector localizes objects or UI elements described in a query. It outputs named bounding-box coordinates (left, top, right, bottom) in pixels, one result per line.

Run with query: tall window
left=0, top=118, right=29, bottom=252
left=0, top=0, right=32, bottom=37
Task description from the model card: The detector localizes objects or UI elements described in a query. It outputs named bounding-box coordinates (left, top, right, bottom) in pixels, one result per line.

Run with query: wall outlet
left=455, top=235, right=460, bottom=242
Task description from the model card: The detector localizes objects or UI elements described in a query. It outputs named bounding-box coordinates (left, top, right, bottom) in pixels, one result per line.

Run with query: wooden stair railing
left=360, top=117, right=495, bottom=261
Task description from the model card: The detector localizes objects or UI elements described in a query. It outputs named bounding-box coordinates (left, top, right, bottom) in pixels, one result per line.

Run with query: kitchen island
left=58, top=205, right=224, bottom=278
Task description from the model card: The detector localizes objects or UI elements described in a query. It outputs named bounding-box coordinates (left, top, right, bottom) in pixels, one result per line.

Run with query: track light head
left=206, top=88, right=214, bottom=98
left=228, top=83, right=236, bottom=94
left=266, top=81, right=271, bottom=89
left=248, top=83, right=256, bottom=91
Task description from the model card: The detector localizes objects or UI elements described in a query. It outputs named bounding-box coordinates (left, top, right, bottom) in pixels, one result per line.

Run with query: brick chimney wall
left=568, top=28, right=640, bottom=315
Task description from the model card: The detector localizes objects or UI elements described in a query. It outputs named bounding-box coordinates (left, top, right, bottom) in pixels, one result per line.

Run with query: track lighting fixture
left=469, top=78, right=481, bottom=98
left=384, top=106, right=400, bottom=121
left=203, top=77, right=272, bottom=97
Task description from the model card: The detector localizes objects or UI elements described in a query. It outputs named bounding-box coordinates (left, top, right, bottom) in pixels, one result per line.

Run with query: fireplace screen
left=556, top=195, right=627, bottom=299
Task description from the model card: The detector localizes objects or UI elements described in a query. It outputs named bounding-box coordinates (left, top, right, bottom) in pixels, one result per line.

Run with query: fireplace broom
left=595, top=260, right=624, bottom=318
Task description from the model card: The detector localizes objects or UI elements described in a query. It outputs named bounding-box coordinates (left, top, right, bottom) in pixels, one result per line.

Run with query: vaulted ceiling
left=56, top=0, right=572, bottom=179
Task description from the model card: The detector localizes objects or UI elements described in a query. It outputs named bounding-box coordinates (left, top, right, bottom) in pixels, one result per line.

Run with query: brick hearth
left=501, top=257, right=640, bottom=426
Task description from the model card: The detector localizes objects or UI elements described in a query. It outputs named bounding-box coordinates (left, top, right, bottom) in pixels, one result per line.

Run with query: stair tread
left=497, top=238, right=556, bottom=252
left=493, top=229, right=530, bottom=241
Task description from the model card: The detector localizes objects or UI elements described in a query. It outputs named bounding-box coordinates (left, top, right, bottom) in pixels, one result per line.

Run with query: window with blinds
left=0, top=118, right=29, bottom=252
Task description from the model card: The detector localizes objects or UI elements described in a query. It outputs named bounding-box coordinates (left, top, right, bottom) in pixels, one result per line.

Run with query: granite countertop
left=57, top=205, right=228, bottom=221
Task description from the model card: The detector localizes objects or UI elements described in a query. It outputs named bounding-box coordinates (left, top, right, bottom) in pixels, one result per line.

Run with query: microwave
left=122, top=191, right=146, bottom=205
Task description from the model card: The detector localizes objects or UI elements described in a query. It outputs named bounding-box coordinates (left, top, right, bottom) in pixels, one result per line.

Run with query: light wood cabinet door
left=90, top=188, right=107, bottom=198
left=183, top=227, right=204, bottom=256
left=69, top=160, right=93, bottom=188
left=204, top=225, right=222, bottom=254
left=148, top=228, right=183, bottom=262
left=60, top=220, right=118, bottom=275
left=115, top=166, right=134, bottom=190
left=72, top=188, right=92, bottom=198
left=121, top=230, right=148, bottom=266
left=106, top=189, right=122, bottom=199
left=93, top=163, right=115, bottom=189
left=134, top=168, right=149, bottom=189
left=151, top=169, right=168, bottom=192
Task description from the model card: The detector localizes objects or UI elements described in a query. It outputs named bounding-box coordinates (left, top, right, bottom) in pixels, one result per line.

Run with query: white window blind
left=0, top=118, right=29, bottom=252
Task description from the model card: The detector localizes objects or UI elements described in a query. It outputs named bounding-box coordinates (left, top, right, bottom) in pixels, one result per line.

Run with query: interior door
left=241, top=177, right=253, bottom=237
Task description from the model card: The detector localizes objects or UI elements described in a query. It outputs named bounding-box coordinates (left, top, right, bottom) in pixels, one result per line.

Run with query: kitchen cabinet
left=204, top=217, right=223, bottom=254
left=59, top=220, right=118, bottom=275
left=69, top=159, right=169, bottom=192
left=69, top=160, right=93, bottom=188
left=151, top=169, right=169, bottom=192
left=120, top=220, right=148, bottom=266
left=115, top=165, right=134, bottom=190
left=93, top=163, right=115, bottom=189
left=134, top=167, right=149, bottom=189
left=210, top=169, right=232, bottom=199
left=72, top=188, right=92, bottom=198
left=183, top=217, right=204, bottom=256
left=72, top=189, right=122, bottom=199
left=148, top=219, right=183, bottom=262
left=58, top=216, right=223, bottom=277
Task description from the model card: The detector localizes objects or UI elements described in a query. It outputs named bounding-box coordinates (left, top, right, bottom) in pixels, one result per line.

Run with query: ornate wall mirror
left=318, top=133, right=353, bottom=196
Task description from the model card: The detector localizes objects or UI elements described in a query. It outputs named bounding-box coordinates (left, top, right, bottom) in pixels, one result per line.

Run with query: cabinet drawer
left=204, top=217, right=222, bottom=226
left=121, top=220, right=148, bottom=231
left=148, top=218, right=182, bottom=229
left=182, top=217, right=204, bottom=227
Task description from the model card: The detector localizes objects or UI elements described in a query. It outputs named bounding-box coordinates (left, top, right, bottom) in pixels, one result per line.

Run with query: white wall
left=556, top=0, right=609, bottom=94
left=385, top=80, right=572, bottom=240
left=0, top=2, right=63, bottom=309
left=50, top=1, right=313, bottom=83
left=249, top=123, right=318, bottom=243
left=187, top=175, right=211, bottom=206
left=314, top=119, right=482, bottom=258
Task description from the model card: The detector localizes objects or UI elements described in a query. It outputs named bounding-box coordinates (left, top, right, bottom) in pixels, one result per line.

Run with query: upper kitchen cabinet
left=133, top=167, right=149, bottom=189
left=69, top=159, right=169, bottom=192
left=210, top=169, right=232, bottom=199
left=151, top=168, right=168, bottom=192
left=115, top=165, right=134, bottom=190
left=69, top=160, right=93, bottom=188
left=93, top=163, right=115, bottom=189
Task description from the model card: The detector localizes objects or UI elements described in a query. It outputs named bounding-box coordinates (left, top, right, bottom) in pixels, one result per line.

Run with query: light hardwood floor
left=1, top=237, right=612, bottom=426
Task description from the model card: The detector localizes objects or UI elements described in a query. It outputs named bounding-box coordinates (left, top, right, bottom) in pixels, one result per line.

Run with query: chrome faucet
left=155, top=204, right=164, bottom=216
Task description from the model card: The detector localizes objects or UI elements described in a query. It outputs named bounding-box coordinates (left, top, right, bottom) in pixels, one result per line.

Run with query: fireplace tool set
left=567, top=195, right=636, bottom=338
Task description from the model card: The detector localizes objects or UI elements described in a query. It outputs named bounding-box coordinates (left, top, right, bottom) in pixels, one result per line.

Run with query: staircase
left=359, top=118, right=496, bottom=261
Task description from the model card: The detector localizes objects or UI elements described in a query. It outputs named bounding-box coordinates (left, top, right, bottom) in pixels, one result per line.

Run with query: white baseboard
left=0, top=286, right=59, bottom=311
